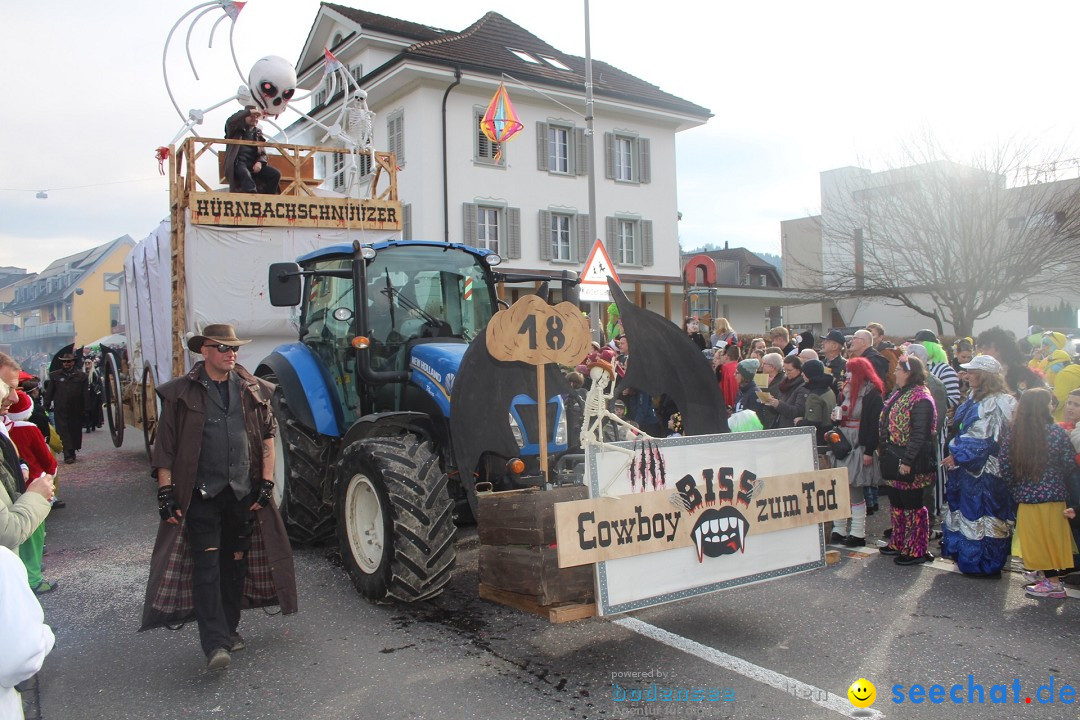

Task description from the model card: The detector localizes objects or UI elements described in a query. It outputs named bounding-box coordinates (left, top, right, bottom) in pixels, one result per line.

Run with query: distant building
left=681, top=245, right=785, bottom=337
left=782, top=162, right=1080, bottom=338
left=0, top=267, right=33, bottom=357
left=285, top=4, right=711, bottom=320
left=1, top=236, right=134, bottom=361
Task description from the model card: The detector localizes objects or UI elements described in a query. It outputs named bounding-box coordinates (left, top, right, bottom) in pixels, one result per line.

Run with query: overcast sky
left=3, top=0, right=1079, bottom=274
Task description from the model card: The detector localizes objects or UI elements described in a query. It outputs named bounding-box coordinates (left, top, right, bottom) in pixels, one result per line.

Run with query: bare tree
left=796, top=137, right=1080, bottom=337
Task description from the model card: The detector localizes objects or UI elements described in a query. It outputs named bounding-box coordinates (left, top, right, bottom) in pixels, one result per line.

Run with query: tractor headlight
left=509, top=413, right=524, bottom=448
left=555, top=407, right=567, bottom=446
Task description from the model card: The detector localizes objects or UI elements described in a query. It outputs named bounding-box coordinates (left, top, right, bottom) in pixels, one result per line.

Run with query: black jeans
left=54, top=410, right=83, bottom=454
left=231, top=161, right=281, bottom=194
left=186, top=487, right=255, bottom=655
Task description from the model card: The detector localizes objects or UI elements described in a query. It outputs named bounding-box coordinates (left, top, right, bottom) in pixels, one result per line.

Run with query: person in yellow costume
left=1031, top=332, right=1067, bottom=373
left=1043, top=349, right=1070, bottom=383
left=1050, top=351, right=1080, bottom=421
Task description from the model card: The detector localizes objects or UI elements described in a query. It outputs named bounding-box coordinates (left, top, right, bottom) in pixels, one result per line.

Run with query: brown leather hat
left=187, top=323, right=252, bottom=353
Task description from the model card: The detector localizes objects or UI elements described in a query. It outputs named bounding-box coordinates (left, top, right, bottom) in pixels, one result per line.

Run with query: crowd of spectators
left=579, top=314, right=1080, bottom=599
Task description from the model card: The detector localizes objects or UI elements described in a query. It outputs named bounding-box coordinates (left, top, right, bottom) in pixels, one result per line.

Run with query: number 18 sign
left=485, top=295, right=590, bottom=474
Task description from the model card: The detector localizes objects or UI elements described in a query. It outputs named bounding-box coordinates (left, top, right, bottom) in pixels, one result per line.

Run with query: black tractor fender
left=337, top=411, right=437, bottom=459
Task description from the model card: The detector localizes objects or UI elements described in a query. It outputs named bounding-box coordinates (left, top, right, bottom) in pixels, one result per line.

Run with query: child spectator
left=1000, top=387, right=1075, bottom=599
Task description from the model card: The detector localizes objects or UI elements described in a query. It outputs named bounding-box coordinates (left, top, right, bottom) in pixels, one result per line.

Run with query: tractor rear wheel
left=268, top=383, right=336, bottom=544
left=336, top=434, right=456, bottom=602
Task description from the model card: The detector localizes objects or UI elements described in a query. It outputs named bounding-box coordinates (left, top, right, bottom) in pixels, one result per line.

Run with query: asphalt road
left=27, top=429, right=1080, bottom=720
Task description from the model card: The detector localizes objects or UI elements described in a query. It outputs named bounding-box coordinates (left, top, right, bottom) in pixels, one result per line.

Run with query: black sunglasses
left=207, top=343, right=239, bottom=354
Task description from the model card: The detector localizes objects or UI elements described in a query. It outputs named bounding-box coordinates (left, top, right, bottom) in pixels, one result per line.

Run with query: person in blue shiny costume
left=940, top=355, right=1018, bottom=577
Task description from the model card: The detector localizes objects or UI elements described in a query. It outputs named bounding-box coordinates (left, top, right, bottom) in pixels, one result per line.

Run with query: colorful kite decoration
left=323, top=47, right=344, bottom=76
left=479, top=82, right=523, bottom=163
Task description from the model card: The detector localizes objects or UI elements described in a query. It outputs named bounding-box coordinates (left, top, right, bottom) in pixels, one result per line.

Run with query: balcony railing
left=173, top=136, right=402, bottom=231
left=0, top=322, right=75, bottom=344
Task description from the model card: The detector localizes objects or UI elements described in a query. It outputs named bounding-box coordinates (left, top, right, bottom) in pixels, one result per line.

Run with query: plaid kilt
left=141, top=510, right=291, bottom=631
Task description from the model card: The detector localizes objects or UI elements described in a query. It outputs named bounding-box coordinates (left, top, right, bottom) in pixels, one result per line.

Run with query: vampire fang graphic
left=690, top=506, right=748, bottom=562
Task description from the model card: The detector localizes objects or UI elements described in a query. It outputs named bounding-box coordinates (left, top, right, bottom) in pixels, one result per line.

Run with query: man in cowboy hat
left=43, top=350, right=88, bottom=464
left=141, top=324, right=296, bottom=671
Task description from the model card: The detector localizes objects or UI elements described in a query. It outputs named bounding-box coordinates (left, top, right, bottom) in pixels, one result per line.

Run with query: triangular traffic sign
left=579, top=240, right=620, bottom=302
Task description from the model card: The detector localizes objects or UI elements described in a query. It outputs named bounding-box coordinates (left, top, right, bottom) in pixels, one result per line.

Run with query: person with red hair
left=830, top=357, right=884, bottom=547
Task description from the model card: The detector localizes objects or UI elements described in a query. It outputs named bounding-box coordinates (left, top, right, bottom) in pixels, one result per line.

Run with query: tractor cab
left=268, top=240, right=576, bottom=490
left=278, top=241, right=499, bottom=427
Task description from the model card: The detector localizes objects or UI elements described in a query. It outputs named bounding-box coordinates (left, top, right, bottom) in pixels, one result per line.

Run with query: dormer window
left=508, top=48, right=540, bottom=64
left=539, top=55, right=571, bottom=71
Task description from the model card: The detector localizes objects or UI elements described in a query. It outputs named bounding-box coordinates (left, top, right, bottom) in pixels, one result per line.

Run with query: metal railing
left=0, top=321, right=75, bottom=343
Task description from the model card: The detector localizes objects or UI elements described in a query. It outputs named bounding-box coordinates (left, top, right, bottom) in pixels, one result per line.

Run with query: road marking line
left=614, top=616, right=886, bottom=719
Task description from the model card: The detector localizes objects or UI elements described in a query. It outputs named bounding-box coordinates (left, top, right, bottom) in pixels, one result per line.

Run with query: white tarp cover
left=124, top=212, right=398, bottom=383
left=123, top=220, right=172, bottom=386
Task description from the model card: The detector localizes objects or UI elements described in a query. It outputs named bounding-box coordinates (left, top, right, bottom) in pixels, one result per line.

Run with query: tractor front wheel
left=336, top=434, right=456, bottom=602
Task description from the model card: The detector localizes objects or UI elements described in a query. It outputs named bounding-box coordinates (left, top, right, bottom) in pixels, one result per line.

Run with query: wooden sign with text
left=485, top=295, right=590, bottom=366
left=190, top=192, right=403, bottom=230
left=484, top=295, right=589, bottom=475
left=555, top=467, right=849, bottom=568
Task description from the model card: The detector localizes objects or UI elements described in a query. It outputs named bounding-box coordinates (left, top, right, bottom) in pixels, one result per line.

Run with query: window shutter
left=388, top=113, right=405, bottom=164
left=402, top=203, right=412, bottom=240
left=576, top=214, right=591, bottom=261
left=507, top=207, right=522, bottom=259
left=538, top=211, right=552, bottom=260
left=477, top=123, right=490, bottom=160
left=536, top=121, right=549, bottom=171
left=575, top=127, right=588, bottom=175
left=642, top=220, right=654, bottom=266
left=639, top=138, right=651, bottom=184
left=463, top=203, right=477, bottom=245
left=604, top=132, right=615, bottom=180
left=605, top=217, right=617, bottom=266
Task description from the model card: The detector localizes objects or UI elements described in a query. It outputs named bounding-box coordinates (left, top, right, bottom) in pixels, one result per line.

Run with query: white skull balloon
left=247, top=56, right=297, bottom=116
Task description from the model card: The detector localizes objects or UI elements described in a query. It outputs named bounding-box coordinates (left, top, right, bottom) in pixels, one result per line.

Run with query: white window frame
left=614, top=136, right=635, bottom=182
left=475, top=206, right=501, bottom=254
left=548, top=124, right=572, bottom=174
left=550, top=213, right=573, bottom=261
left=617, top=218, right=637, bottom=266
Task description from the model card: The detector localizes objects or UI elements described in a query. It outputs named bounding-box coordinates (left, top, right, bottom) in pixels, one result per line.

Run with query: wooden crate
left=479, top=584, right=595, bottom=624
left=479, top=544, right=594, bottom=606
left=477, top=485, right=589, bottom=545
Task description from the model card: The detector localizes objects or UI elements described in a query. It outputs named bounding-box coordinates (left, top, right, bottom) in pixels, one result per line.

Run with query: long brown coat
left=140, top=363, right=297, bottom=631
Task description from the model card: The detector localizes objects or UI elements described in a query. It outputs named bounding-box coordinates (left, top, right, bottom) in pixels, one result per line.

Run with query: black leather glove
left=253, top=480, right=274, bottom=509
left=157, top=484, right=181, bottom=522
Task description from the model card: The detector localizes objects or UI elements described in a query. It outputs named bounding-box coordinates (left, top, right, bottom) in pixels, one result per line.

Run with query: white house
left=285, top=4, right=711, bottom=320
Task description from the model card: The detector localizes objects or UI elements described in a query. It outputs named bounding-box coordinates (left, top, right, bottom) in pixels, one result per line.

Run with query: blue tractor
left=261, top=240, right=578, bottom=602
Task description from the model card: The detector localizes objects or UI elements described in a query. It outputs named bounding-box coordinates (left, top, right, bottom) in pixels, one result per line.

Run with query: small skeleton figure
left=580, top=346, right=644, bottom=448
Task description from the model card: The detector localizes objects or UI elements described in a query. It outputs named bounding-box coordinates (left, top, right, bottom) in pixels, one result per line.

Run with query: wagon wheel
left=141, top=363, right=160, bottom=461
left=102, top=350, right=124, bottom=448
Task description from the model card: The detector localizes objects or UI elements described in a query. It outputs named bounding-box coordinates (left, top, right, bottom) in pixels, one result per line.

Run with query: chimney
left=724, top=240, right=729, bottom=250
